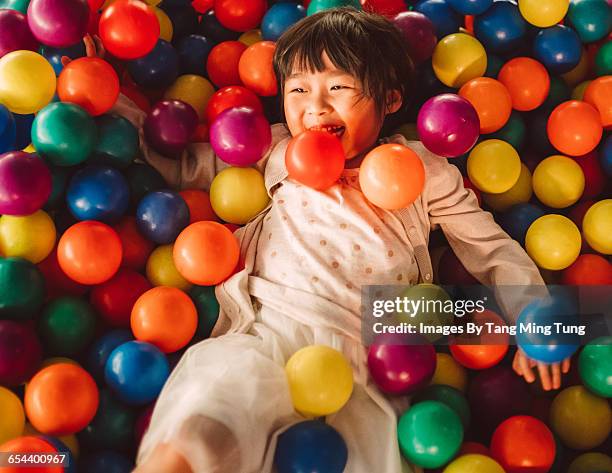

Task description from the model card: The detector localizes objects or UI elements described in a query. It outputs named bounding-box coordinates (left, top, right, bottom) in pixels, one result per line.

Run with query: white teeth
left=310, top=125, right=345, bottom=136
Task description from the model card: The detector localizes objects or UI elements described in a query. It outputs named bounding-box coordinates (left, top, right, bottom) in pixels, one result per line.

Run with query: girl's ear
left=385, top=90, right=403, bottom=115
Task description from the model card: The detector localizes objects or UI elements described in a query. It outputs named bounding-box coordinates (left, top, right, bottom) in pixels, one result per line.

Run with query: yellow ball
left=572, top=80, right=592, bottom=100
left=0, top=387, right=25, bottom=445
left=285, top=345, right=354, bottom=417
left=164, top=75, right=215, bottom=122
left=23, top=143, right=36, bottom=153
left=482, top=163, right=532, bottom=212
left=583, top=199, right=612, bottom=255
left=562, top=48, right=588, bottom=87
left=146, top=244, right=192, bottom=291
left=430, top=353, right=467, bottom=393
left=143, top=0, right=161, bottom=5
left=0, top=51, right=56, bottom=114
left=210, top=167, right=270, bottom=225
left=532, top=155, right=585, bottom=208
left=22, top=423, right=79, bottom=458
left=525, top=214, right=581, bottom=270
left=443, top=454, right=505, bottom=473
left=518, top=0, right=569, bottom=27
left=550, top=385, right=611, bottom=450
left=239, top=29, right=263, bottom=47
left=568, top=453, right=612, bottom=473
left=0, top=210, right=56, bottom=264
left=152, top=7, right=173, bottom=42
left=467, top=139, right=521, bottom=194
left=432, top=33, right=487, bottom=88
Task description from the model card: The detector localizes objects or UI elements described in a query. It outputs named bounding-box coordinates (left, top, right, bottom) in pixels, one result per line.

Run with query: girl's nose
left=307, top=93, right=333, bottom=115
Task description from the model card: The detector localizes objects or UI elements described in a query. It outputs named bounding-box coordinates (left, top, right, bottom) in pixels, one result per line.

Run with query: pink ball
left=27, top=0, right=90, bottom=48
left=0, top=10, right=38, bottom=58
left=392, top=11, right=437, bottom=65
left=0, top=151, right=52, bottom=216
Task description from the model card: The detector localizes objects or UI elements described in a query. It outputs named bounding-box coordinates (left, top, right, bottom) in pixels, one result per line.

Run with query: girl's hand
left=60, top=34, right=106, bottom=66
left=512, top=349, right=571, bottom=391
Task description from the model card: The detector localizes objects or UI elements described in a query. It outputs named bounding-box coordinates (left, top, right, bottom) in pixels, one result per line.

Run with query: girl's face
left=283, top=51, right=399, bottom=160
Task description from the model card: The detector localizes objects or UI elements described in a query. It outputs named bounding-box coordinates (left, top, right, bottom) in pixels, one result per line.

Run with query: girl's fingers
left=551, top=363, right=561, bottom=390
left=512, top=351, right=522, bottom=375
left=519, top=353, right=535, bottom=383
left=562, top=357, right=571, bottom=373
left=93, top=35, right=106, bottom=58
left=83, top=34, right=96, bottom=57
left=537, top=363, right=552, bottom=391
left=61, top=56, right=71, bottom=67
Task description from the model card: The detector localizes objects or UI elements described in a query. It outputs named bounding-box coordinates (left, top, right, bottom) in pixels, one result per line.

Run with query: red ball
left=90, top=268, right=152, bottom=327
left=205, top=85, right=263, bottom=124
left=437, top=247, right=479, bottom=285
left=37, top=248, right=89, bottom=300
left=215, top=0, right=267, bottom=32
left=572, top=151, right=606, bottom=200
left=0, top=437, right=61, bottom=473
left=113, top=216, right=155, bottom=271
left=562, top=253, right=612, bottom=285
left=490, top=415, right=555, bottom=473
left=458, top=441, right=489, bottom=456
left=0, top=320, right=42, bottom=387
left=206, top=40, right=247, bottom=88
left=361, top=0, right=407, bottom=16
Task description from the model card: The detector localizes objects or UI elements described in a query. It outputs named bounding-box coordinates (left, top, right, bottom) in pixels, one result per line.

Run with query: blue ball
left=44, top=164, right=70, bottom=211
left=161, top=5, right=199, bottom=40
left=39, top=436, right=76, bottom=473
left=136, top=190, right=190, bottom=244
left=474, top=1, right=528, bottom=54
left=275, top=421, right=348, bottom=473
left=87, top=329, right=134, bottom=383
left=484, top=53, right=504, bottom=78
left=105, top=341, right=170, bottom=405
left=447, top=0, right=492, bottom=15
left=66, top=165, right=130, bottom=223
left=198, top=9, right=241, bottom=43
left=516, top=287, right=580, bottom=364
left=40, top=41, right=87, bottom=76
left=0, top=104, right=16, bottom=154
left=81, top=451, right=133, bottom=473
left=261, top=3, right=306, bottom=42
left=128, top=40, right=179, bottom=89
left=12, top=112, right=35, bottom=150
left=533, top=25, right=582, bottom=74
left=176, top=34, right=213, bottom=76
left=414, top=0, right=462, bottom=39
left=499, top=203, right=546, bottom=245
left=600, top=134, right=612, bottom=177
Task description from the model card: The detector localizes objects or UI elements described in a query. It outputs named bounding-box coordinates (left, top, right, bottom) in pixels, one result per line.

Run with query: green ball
left=579, top=336, right=612, bottom=398
left=92, top=114, right=139, bottom=169
left=125, top=163, right=167, bottom=209
left=0, top=0, right=30, bottom=13
left=541, top=76, right=571, bottom=110
left=396, top=283, right=453, bottom=342
left=489, top=111, right=526, bottom=151
left=485, top=54, right=504, bottom=79
left=38, top=296, right=97, bottom=355
left=0, top=257, right=45, bottom=320
left=398, top=400, right=463, bottom=469
left=32, top=102, right=97, bottom=167
left=567, top=0, right=612, bottom=43
left=43, top=164, right=70, bottom=210
left=413, top=385, right=471, bottom=429
left=188, top=285, right=220, bottom=340
left=307, top=0, right=362, bottom=15
left=595, top=41, right=612, bottom=77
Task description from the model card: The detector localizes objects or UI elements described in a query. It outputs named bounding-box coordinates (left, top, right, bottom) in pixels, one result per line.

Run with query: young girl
left=110, top=8, right=566, bottom=472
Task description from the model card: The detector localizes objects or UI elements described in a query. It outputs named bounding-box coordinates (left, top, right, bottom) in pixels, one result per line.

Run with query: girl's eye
left=290, top=88, right=305, bottom=93
left=331, top=85, right=346, bottom=91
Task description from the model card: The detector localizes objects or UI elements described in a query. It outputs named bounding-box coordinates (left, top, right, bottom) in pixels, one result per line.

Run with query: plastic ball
left=136, top=190, right=190, bottom=245
left=238, top=41, right=277, bottom=97
left=594, top=39, right=612, bottom=76
left=498, top=57, right=550, bottom=112
left=285, top=345, right=353, bottom=417
left=432, top=33, right=487, bottom=88
left=0, top=320, right=42, bottom=386
left=532, top=155, right=585, bottom=208
left=205, top=85, right=263, bottom=124
left=0, top=0, right=30, bottom=13
left=0, top=105, right=15, bottom=154
left=275, top=420, right=348, bottom=473
left=146, top=244, right=192, bottom=291
left=143, top=100, right=198, bottom=158
left=430, top=352, right=467, bottom=392
left=583, top=76, right=612, bottom=129
left=567, top=0, right=612, bottom=43
left=215, top=0, right=266, bottom=32
left=176, top=34, right=212, bottom=76
left=113, top=217, right=155, bottom=271
left=417, top=93, right=480, bottom=158
left=359, top=143, right=425, bottom=209
left=66, top=165, right=130, bottom=223
left=261, top=3, right=305, bottom=41
left=467, top=139, right=521, bottom=194
left=285, top=130, right=345, bottom=190
left=105, top=340, right=170, bottom=405
left=0, top=151, right=51, bottom=216
left=568, top=452, right=612, bottom=473
left=0, top=257, right=45, bottom=320
left=152, top=6, right=172, bottom=41
left=392, top=11, right=437, bottom=65
left=0, top=50, right=56, bottom=114
left=238, top=28, right=262, bottom=46
left=525, top=214, right=581, bottom=270
left=579, top=336, right=612, bottom=398
left=473, top=0, right=528, bottom=53
left=38, top=296, right=96, bottom=355
left=87, top=330, right=133, bottom=382
left=164, top=75, right=215, bottom=122
left=563, top=254, right=612, bottom=285
left=209, top=167, right=270, bottom=224
left=0, top=210, right=56, bottom=264
left=39, top=41, right=87, bottom=77
left=0, top=9, right=38, bottom=58
left=447, top=0, right=492, bottom=15
left=0, top=436, right=63, bottom=473
left=93, top=114, right=139, bottom=169
left=582, top=199, right=612, bottom=254
left=443, top=454, right=505, bottom=473
left=534, top=25, right=582, bottom=74
left=26, top=0, right=87, bottom=49
left=518, top=0, right=569, bottom=28
left=57, top=220, right=122, bottom=285
left=37, top=248, right=88, bottom=300
left=188, top=285, right=220, bottom=340
left=81, top=451, right=133, bottom=473
left=127, top=39, right=179, bottom=89
left=308, top=0, right=361, bottom=15
left=57, top=57, right=119, bottom=116
left=31, top=102, right=97, bottom=167
left=0, top=386, right=25, bottom=444
left=25, top=363, right=98, bottom=436
left=98, top=0, right=159, bottom=60
left=574, top=150, right=606, bottom=199
left=413, top=0, right=461, bottom=38
left=206, top=40, right=247, bottom=88
left=413, top=384, right=470, bottom=429
left=548, top=101, right=603, bottom=156
left=459, top=77, right=512, bottom=134
left=482, top=163, right=532, bottom=212
left=550, top=385, right=611, bottom=450
left=179, top=189, right=216, bottom=223
left=398, top=400, right=463, bottom=469
left=125, top=163, right=167, bottom=209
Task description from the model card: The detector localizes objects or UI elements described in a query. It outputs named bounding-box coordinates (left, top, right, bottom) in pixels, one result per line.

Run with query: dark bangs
left=273, top=7, right=415, bottom=116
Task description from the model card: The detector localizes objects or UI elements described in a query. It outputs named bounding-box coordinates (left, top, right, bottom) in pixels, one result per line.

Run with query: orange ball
left=131, top=286, right=198, bottom=353
left=57, top=57, right=119, bottom=116
left=0, top=436, right=62, bottom=473
left=206, top=41, right=247, bottom=88
left=498, top=57, right=550, bottom=111
left=25, top=364, right=99, bottom=436
left=459, top=77, right=512, bottom=133
left=238, top=41, right=277, bottom=97
left=57, top=221, right=122, bottom=285
left=173, top=221, right=240, bottom=285
left=547, top=101, right=603, bottom=156
left=359, top=144, right=425, bottom=210
left=205, top=85, right=263, bottom=124
left=179, top=189, right=217, bottom=224
left=583, top=76, right=612, bottom=129
left=562, top=253, right=612, bottom=285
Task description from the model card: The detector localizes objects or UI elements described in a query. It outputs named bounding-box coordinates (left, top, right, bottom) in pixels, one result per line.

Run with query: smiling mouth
left=308, top=125, right=346, bottom=138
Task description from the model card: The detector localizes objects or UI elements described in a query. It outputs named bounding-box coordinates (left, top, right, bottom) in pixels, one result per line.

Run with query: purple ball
left=417, top=93, right=480, bottom=158
left=210, top=107, right=272, bottom=166
left=144, top=100, right=198, bottom=159
left=392, top=11, right=437, bottom=65
left=367, top=334, right=436, bottom=395
left=0, top=10, right=38, bottom=59
left=0, top=151, right=52, bottom=216
left=27, top=0, right=89, bottom=48
left=0, top=320, right=43, bottom=387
